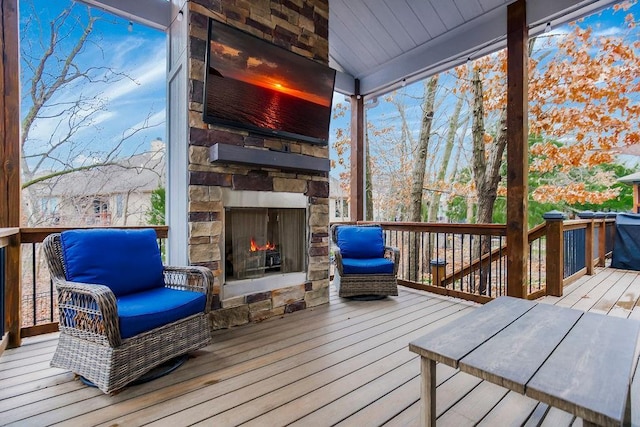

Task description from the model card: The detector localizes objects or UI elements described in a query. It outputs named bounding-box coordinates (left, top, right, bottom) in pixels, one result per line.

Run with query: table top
left=409, top=296, right=640, bottom=427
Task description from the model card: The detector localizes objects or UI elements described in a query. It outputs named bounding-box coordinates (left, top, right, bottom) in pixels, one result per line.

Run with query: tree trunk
left=428, top=93, right=464, bottom=222
left=407, top=76, right=439, bottom=282
left=408, top=76, right=439, bottom=222
left=471, top=68, right=508, bottom=294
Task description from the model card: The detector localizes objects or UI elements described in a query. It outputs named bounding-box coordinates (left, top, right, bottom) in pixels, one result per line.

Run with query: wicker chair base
left=51, top=313, right=211, bottom=394
left=334, top=272, right=398, bottom=298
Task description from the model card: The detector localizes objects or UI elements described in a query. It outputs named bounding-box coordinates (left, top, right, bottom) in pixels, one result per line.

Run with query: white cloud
left=594, top=26, right=624, bottom=37
left=100, top=43, right=166, bottom=103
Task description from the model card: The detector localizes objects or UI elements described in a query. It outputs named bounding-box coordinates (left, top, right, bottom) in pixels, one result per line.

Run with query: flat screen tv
left=204, top=19, right=336, bottom=145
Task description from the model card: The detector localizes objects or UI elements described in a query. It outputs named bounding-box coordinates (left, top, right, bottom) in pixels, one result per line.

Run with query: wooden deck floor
left=1, top=267, right=639, bottom=426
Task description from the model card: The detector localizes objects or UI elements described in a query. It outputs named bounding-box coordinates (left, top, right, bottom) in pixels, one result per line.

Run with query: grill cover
left=611, top=213, right=640, bottom=270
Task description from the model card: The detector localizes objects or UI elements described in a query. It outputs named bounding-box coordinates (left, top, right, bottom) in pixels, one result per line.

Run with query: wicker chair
left=43, top=229, right=214, bottom=394
left=331, top=224, right=400, bottom=298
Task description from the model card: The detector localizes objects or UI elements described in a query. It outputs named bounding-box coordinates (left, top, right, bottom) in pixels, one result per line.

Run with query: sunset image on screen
left=204, top=20, right=335, bottom=143
left=209, top=39, right=332, bottom=107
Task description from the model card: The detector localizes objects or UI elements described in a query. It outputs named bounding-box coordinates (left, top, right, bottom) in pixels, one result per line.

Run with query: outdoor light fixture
left=545, top=22, right=552, bottom=33
left=401, top=78, right=407, bottom=87
left=177, top=10, right=184, bottom=22
left=128, top=21, right=133, bottom=32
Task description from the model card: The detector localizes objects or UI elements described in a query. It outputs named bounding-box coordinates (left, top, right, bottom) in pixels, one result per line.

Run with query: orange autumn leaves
left=472, top=12, right=640, bottom=205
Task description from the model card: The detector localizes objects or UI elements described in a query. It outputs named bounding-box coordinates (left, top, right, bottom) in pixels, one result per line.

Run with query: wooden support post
left=544, top=211, right=565, bottom=297
left=506, top=0, right=529, bottom=299
left=350, top=79, right=364, bottom=221
left=1, top=0, right=22, bottom=348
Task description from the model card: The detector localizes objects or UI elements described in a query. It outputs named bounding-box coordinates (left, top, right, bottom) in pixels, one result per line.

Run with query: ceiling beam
left=77, top=0, right=171, bottom=30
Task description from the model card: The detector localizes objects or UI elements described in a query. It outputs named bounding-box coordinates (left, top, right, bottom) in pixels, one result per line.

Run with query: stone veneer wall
left=186, top=0, right=331, bottom=328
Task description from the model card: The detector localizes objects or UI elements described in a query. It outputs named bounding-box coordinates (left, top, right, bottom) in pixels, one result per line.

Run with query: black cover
left=611, top=213, right=640, bottom=270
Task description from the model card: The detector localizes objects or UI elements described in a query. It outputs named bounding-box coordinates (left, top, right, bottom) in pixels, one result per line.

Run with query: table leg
left=421, top=357, right=436, bottom=427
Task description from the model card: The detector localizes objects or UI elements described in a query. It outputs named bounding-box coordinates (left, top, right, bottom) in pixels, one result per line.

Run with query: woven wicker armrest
left=333, top=247, right=345, bottom=275
left=384, top=246, right=400, bottom=275
left=163, top=266, right=215, bottom=312
left=55, top=280, right=121, bottom=347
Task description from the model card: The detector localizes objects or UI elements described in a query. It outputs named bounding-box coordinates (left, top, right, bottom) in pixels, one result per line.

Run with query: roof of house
left=32, top=143, right=165, bottom=198
left=618, top=171, right=640, bottom=184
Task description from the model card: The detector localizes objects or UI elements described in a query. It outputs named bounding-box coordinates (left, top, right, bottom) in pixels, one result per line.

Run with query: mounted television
left=204, top=19, right=336, bottom=145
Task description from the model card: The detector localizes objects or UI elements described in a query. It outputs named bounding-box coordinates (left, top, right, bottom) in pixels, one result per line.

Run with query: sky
left=19, top=0, right=167, bottom=173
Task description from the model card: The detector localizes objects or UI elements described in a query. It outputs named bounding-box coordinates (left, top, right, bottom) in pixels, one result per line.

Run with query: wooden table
left=409, top=297, right=640, bottom=427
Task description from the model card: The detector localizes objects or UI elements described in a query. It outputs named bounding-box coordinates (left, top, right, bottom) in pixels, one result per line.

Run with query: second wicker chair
left=331, top=224, right=399, bottom=298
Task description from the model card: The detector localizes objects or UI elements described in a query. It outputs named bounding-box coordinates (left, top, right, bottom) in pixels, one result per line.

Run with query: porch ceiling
left=330, top=0, right=621, bottom=97
left=83, top=0, right=620, bottom=98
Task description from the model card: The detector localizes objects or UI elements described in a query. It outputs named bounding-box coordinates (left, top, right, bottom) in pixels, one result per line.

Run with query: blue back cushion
left=336, top=226, right=384, bottom=259
left=60, top=229, right=164, bottom=297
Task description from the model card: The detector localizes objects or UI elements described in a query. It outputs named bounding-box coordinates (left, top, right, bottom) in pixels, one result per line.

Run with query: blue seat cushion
left=60, top=229, right=164, bottom=297
left=117, top=287, right=206, bottom=339
left=336, top=226, right=384, bottom=259
left=342, top=257, right=394, bottom=275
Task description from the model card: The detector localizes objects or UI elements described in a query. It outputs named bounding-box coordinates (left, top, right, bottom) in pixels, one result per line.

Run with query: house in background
left=329, top=175, right=349, bottom=222
left=618, top=171, right=640, bottom=214
left=26, top=138, right=165, bottom=227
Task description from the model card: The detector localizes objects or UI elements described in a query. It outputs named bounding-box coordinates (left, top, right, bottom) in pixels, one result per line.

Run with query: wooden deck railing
left=544, top=212, right=616, bottom=296
left=334, top=213, right=617, bottom=305
left=375, top=222, right=508, bottom=304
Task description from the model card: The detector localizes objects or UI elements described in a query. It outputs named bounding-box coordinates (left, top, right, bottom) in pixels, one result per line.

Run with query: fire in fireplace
left=249, top=237, right=281, bottom=269
left=225, top=208, right=305, bottom=281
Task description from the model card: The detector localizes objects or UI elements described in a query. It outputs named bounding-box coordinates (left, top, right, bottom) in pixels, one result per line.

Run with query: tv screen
left=204, top=19, right=336, bottom=145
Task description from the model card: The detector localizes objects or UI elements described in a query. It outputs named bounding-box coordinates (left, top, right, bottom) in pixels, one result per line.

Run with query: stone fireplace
left=179, top=0, right=331, bottom=329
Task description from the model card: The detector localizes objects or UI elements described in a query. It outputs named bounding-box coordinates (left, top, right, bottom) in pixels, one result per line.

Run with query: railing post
left=544, top=211, right=566, bottom=297
left=595, top=212, right=606, bottom=267
left=577, top=211, right=595, bottom=275
left=6, top=233, right=21, bottom=348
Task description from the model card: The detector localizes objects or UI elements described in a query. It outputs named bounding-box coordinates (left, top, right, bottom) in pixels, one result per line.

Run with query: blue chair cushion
left=60, top=229, right=164, bottom=297
left=336, top=226, right=385, bottom=259
left=117, top=287, right=206, bottom=339
left=342, top=257, right=394, bottom=275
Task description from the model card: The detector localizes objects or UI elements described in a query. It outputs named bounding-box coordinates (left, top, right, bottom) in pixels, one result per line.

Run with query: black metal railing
left=605, top=216, right=615, bottom=255
left=373, top=222, right=508, bottom=300
left=528, top=224, right=547, bottom=295
left=563, top=227, right=587, bottom=279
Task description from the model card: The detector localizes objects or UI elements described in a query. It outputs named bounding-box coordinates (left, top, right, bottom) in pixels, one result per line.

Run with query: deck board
left=0, top=267, right=638, bottom=427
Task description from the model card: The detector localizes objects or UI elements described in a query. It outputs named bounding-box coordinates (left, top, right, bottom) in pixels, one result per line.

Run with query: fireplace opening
left=225, top=208, right=306, bottom=281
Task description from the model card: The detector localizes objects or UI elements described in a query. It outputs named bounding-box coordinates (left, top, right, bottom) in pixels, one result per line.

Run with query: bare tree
left=408, top=76, right=439, bottom=222
left=20, top=2, right=162, bottom=226
left=427, top=93, right=465, bottom=222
